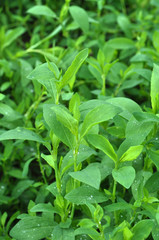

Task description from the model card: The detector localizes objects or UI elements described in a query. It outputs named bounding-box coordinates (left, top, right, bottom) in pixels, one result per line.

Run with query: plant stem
left=101, top=74, right=106, bottom=95
left=70, top=203, right=75, bottom=220
left=121, top=0, right=127, bottom=14
left=24, top=89, right=44, bottom=126
left=37, top=143, right=47, bottom=184
left=112, top=180, right=117, bottom=203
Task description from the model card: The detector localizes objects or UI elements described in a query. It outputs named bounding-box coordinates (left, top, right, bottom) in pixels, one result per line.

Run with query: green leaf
left=118, top=117, right=153, bottom=158
left=22, top=158, right=35, bottom=177
left=10, top=216, right=56, bottom=240
left=43, top=104, right=75, bottom=149
left=119, top=145, right=143, bottom=162
left=51, top=105, right=78, bottom=136
left=80, top=104, right=120, bottom=138
left=65, top=185, right=108, bottom=204
left=117, top=14, right=132, bottom=38
left=28, top=63, right=59, bottom=102
left=61, top=145, right=96, bottom=175
left=153, top=31, right=159, bottom=51
left=105, top=97, right=142, bottom=120
left=30, top=203, right=57, bottom=213
left=0, top=103, right=22, bottom=121
left=104, top=202, right=133, bottom=212
left=148, top=150, right=159, bottom=169
left=131, top=220, right=154, bottom=240
left=41, top=153, right=55, bottom=169
left=19, top=59, right=32, bottom=87
left=88, top=64, right=102, bottom=85
left=112, top=166, right=135, bottom=189
left=69, top=6, right=89, bottom=33
left=87, top=134, right=117, bottom=163
left=145, top=172, right=159, bottom=193
left=3, top=27, right=25, bottom=49
left=69, top=166, right=101, bottom=189
left=151, top=63, right=159, bottom=113
left=106, top=38, right=135, bottom=50
left=1, top=212, right=7, bottom=228
left=69, top=93, right=81, bottom=121
left=75, top=227, right=103, bottom=240
left=0, top=127, right=45, bottom=143
left=52, top=225, right=74, bottom=240
left=78, top=219, right=96, bottom=229
left=12, top=180, right=34, bottom=198
left=60, top=48, right=88, bottom=89
left=133, top=112, right=159, bottom=123
left=27, top=5, right=57, bottom=18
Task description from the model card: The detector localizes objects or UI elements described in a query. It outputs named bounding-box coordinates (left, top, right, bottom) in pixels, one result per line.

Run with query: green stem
left=101, top=74, right=106, bottom=96
left=37, top=143, right=47, bottom=184
left=70, top=203, right=75, bottom=220
left=112, top=180, right=117, bottom=203
left=112, top=180, right=118, bottom=225
left=121, top=0, right=127, bottom=14
left=24, top=90, right=44, bottom=126
left=71, top=136, right=80, bottom=219
left=53, top=153, right=61, bottom=193
left=51, top=133, right=61, bottom=193
left=55, top=92, right=60, bottom=105
left=114, top=77, right=125, bottom=97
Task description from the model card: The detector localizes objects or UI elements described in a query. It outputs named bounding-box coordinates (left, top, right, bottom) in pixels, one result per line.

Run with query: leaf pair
left=87, top=134, right=143, bottom=189
left=27, top=49, right=88, bottom=103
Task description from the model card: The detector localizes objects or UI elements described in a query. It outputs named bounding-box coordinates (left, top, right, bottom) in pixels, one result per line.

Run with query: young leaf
left=153, top=31, right=159, bottom=51
left=112, top=166, right=135, bottom=189
left=69, top=93, right=81, bottom=121
left=41, top=153, right=55, bottom=169
left=119, top=145, right=143, bottom=162
left=0, top=103, right=22, bottom=121
left=87, top=134, right=117, bottom=163
left=59, top=48, right=88, bottom=89
left=69, top=166, right=101, bottom=189
left=69, top=6, right=89, bottom=33
left=77, top=218, right=96, bottom=228
left=51, top=105, right=78, bottom=136
left=118, top=117, right=153, bottom=158
left=22, top=158, right=35, bottom=177
left=80, top=104, right=120, bottom=138
left=43, top=104, right=75, bottom=149
left=1, top=212, right=8, bottom=228
left=61, top=145, right=96, bottom=175
left=65, top=185, right=108, bottom=204
left=27, top=5, right=57, bottom=18
left=0, top=127, right=45, bottom=143
left=151, top=63, right=159, bottom=113
left=3, top=27, right=25, bottom=49
left=27, top=63, right=59, bottom=102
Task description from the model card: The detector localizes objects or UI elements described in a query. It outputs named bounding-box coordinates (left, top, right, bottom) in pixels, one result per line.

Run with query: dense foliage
left=1, top=0, right=159, bottom=239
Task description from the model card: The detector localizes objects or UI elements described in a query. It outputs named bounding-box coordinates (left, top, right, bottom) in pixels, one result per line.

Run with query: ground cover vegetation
left=1, top=0, right=159, bottom=239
